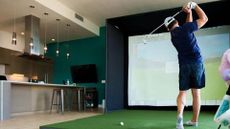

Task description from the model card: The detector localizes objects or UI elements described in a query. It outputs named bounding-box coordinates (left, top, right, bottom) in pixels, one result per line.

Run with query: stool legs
left=50, top=90, right=55, bottom=113
left=50, top=89, right=64, bottom=114
left=64, top=89, right=72, bottom=112
left=57, top=91, right=61, bottom=113
left=61, top=89, right=64, bottom=113
left=71, top=88, right=84, bottom=111
left=78, top=89, right=81, bottom=111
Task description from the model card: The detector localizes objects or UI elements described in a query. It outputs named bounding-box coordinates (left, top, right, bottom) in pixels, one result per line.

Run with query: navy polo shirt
left=170, top=21, right=203, bottom=65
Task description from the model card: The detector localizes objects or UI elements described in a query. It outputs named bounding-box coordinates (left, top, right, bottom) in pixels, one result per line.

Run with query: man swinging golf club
left=164, top=1, right=208, bottom=129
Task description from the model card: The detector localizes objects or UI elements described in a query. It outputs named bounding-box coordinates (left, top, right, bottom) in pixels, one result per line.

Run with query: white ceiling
left=57, top=0, right=220, bottom=26
left=0, top=0, right=219, bottom=43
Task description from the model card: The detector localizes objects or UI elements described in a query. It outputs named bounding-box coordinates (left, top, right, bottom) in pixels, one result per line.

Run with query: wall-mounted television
left=70, top=64, right=98, bottom=83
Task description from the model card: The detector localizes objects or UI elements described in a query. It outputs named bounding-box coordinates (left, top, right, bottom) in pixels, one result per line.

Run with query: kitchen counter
left=0, top=81, right=85, bottom=120
left=8, top=81, right=76, bottom=87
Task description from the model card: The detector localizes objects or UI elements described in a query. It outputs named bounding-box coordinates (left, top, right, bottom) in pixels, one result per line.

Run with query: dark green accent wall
left=46, top=27, right=106, bottom=105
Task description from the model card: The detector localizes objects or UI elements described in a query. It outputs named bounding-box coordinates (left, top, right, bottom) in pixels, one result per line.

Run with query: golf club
left=143, top=9, right=183, bottom=44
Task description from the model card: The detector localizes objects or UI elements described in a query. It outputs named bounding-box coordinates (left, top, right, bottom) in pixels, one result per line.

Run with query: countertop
left=0, top=80, right=79, bottom=88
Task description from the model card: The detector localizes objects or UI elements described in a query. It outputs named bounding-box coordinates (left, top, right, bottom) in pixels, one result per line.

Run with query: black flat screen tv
left=70, top=64, right=98, bottom=83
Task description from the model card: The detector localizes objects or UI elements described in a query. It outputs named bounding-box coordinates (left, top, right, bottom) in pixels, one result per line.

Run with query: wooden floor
left=0, top=110, right=102, bottom=129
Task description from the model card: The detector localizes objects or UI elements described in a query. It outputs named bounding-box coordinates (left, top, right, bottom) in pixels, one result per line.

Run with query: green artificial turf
left=40, top=110, right=224, bottom=129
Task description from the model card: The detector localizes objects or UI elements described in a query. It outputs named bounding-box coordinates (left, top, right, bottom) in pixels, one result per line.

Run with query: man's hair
left=167, top=20, right=178, bottom=30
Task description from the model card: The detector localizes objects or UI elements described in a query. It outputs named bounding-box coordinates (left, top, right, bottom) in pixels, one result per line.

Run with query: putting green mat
left=40, top=110, right=223, bottom=129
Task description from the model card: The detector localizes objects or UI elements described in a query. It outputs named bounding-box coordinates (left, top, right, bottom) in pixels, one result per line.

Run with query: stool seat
left=50, top=88, right=64, bottom=113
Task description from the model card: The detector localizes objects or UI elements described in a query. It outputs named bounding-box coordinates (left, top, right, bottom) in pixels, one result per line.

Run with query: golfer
left=164, top=2, right=208, bottom=129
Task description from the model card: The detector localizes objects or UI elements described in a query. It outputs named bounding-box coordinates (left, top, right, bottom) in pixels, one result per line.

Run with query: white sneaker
left=176, top=117, right=184, bottom=129
left=176, top=123, right=184, bottom=129
left=184, top=120, right=198, bottom=127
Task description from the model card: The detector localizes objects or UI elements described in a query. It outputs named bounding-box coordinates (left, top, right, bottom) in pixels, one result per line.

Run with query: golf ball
left=120, top=122, right=124, bottom=126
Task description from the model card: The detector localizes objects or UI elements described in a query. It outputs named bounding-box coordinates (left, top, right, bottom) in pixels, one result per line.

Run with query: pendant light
left=66, top=24, right=70, bottom=59
left=29, top=37, right=34, bottom=48
left=56, top=19, right=60, bottom=57
left=12, top=4, right=16, bottom=45
left=29, top=5, right=35, bottom=50
left=12, top=32, right=16, bottom=45
left=43, top=12, right=48, bottom=54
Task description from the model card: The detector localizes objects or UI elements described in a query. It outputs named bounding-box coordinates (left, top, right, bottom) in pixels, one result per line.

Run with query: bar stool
left=72, top=88, right=85, bottom=111
left=50, top=88, right=64, bottom=113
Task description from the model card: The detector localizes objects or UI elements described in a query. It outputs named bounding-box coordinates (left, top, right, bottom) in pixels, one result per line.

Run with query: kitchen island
left=0, top=81, right=85, bottom=120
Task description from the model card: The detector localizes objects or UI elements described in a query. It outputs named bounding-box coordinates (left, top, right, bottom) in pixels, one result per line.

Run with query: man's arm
left=186, top=2, right=208, bottom=28
left=186, top=11, right=193, bottom=22
left=193, top=4, right=208, bottom=28
left=182, top=5, right=193, bottom=22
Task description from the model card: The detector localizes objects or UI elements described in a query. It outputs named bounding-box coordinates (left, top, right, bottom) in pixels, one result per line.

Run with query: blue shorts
left=179, top=62, right=205, bottom=91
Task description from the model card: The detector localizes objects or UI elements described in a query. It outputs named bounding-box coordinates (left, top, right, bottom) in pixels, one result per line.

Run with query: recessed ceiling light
left=20, top=32, right=25, bottom=35
left=29, top=5, right=35, bottom=8
left=51, top=38, right=55, bottom=41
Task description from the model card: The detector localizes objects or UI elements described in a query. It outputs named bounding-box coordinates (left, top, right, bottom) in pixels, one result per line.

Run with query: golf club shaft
left=172, top=10, right=183, bottom=18
left=149, top=10, right=183, bottom=35
left=217, top=124, right=221, bottom=129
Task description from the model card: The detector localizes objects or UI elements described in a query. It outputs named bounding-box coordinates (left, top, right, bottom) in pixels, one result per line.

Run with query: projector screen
left=128, top=25, right=230, bottom=106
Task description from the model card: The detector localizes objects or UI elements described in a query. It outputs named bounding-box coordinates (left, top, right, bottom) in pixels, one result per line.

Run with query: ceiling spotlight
left=29, top=5, right=35, bottom=8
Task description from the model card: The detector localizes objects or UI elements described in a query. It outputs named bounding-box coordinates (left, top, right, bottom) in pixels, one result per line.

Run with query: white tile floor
left=0, top=111, right=102, bottom=129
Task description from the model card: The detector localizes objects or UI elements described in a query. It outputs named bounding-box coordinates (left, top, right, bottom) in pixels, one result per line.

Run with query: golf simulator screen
left=128, top=25, right=230, bottom=106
